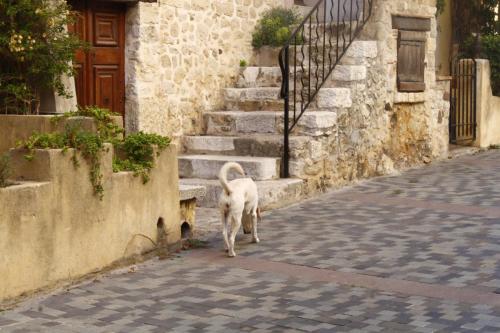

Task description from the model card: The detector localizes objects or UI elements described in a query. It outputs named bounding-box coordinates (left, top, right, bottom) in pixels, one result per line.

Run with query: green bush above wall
left=0, top=0, right=85, bottom=114
left=252, top=7, right=302, bottom=48
left=464, top=34, right=500, bottom=96
left=480, top=35, right=500, bottom=96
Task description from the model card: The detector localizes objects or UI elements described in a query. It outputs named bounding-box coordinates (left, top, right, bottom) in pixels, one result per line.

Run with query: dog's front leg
left=222, top=211, right=230, bottom=252
left=228, top=213, right=242, bottom=257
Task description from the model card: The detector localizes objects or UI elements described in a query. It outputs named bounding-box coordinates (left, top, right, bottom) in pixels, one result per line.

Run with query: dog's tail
left=218, top=162, right=245, bottom=195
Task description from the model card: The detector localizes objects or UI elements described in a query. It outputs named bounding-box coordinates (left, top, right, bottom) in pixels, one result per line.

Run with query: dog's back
left=218, top=162, right=258, bottom=211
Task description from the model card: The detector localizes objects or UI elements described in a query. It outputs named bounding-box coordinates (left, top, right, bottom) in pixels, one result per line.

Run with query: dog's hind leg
left=221, top=211, right=230, bottom=252
left=228, top=212, right=242, bottom=257
left=251, top=208, right=260, bottom=244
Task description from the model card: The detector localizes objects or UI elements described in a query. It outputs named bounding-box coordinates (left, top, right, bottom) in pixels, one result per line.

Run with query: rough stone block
left=317, top=88, right=352, bottom=109
left=331, top=65, right=367, bottom=81
left=344, top=41, right=378, bottom=59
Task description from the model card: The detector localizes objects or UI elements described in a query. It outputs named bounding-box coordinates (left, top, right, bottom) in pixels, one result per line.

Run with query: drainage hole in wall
left=181, top=222, right=192, bottom=239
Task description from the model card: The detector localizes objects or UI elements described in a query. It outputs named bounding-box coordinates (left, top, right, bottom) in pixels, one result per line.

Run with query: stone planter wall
left=0, top=144, right=181, bottom=302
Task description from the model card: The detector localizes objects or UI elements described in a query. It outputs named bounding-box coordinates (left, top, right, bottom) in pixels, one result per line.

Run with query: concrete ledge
left=179, top=184, right=206, bottom=201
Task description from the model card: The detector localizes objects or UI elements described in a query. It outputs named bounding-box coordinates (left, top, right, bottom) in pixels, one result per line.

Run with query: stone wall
left=475, top=59, right=500, bottom=148
left=125, top=0, right=285, bottom=141
left=288, top=0, right=450, bottom=191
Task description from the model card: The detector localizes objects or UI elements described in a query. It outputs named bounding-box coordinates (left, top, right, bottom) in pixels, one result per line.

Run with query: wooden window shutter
left=397, top=31, right=426, bottom=92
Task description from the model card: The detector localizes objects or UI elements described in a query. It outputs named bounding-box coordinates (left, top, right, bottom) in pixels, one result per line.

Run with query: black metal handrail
left=279, top=0, right=373, bottom=177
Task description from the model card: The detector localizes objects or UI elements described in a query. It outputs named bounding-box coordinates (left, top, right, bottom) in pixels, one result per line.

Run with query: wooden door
left=69, top=0, right=126, bottom=116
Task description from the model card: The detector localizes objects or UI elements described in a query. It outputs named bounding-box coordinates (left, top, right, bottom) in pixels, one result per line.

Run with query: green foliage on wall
left=481, top=35, right=500, bottom=96
left=17, top=107, right=171, bottom=199
left=113, top=132, right=170, bottom=184
left=436, top=0, right=446, bottom=16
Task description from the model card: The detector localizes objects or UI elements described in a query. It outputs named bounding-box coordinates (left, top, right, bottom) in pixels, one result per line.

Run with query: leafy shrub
left=239, top=59, right=248, bottom=67
left=252, top=7, right=301, bottom=48
left=0, top=154, right=11, bottom=188
left=113, top=132, right=171, bottom=184
left=480, top=35, right=500, bottom=96
left=463, top=34, right=500, bottom=96
left=0, top=0, right=85, bottom=114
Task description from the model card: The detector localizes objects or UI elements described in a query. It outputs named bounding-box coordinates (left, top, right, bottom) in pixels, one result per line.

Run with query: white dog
left=218, top=162, right=260, bottom=257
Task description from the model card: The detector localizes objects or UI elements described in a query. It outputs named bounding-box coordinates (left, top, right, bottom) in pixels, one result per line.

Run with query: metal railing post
left=283, top=46, right=290, bottom=178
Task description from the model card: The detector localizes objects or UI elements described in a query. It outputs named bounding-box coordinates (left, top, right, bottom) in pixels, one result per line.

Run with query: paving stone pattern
left=1, top=150, right=500, bottom=332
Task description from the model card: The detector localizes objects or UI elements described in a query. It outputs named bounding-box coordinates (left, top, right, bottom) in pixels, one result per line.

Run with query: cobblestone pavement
left=2, top=150, right=500, bottom=332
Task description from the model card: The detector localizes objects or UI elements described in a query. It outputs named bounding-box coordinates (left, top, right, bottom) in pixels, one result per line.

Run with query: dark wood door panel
left=94, top=65, right=121, bottom=112
left=69, top=0, right=125, bottom=116
left=93, top=13, right=120, bottom=47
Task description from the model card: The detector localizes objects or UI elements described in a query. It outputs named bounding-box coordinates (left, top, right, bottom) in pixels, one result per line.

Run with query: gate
left=449, top=57, right=477, bottom=144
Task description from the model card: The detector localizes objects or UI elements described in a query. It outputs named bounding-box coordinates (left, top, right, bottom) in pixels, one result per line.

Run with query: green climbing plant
left=17, top=107, right=170, bottom=199
left=436, top=0, right=446, bottom=16
left=113, top=132, right=170, bottom=184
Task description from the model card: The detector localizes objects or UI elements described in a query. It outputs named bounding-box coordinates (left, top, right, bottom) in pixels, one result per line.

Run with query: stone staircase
left=179, top=39, right=377, bottom=210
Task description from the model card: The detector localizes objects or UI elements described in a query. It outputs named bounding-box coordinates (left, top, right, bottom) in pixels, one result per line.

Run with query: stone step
left=236, top=64, right=366, bottom=88
left=223, top=87, right=283, bottom=111
left=182, top=135, right=309, bottom=157
left=179, top=178, right=305, bottom=210
left=204, top=111, right=337, bottom=137
left=179, top=154, right=280, bottom=181
left=223, top=86, right=351, bottom=112
left=236, top=67, right=282, bottom=88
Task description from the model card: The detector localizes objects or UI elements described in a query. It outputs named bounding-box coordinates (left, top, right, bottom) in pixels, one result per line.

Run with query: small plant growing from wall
left=113, top=132, right=170, bottom=184
left=17, top=107, right=171, bottom=199
left=436, top=0, right=446, bottom=16
left=252, top=7, right=302, bottom=48
left=239, top=59, right=248, bottom=68
left=0, top=0, right=85, bottom=114
left=0, top=154, right=11, bottom=188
